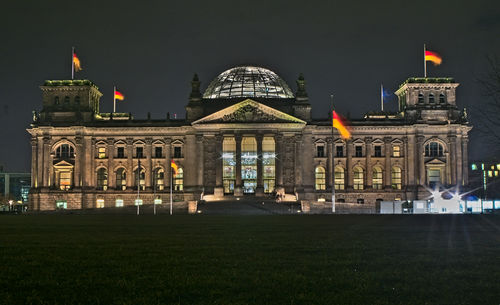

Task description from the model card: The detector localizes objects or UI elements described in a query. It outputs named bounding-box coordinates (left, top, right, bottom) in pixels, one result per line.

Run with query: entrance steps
left=196, top=199, right=301, bottom=215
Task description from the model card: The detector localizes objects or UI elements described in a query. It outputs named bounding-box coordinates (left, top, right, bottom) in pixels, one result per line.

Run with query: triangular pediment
left=192, top=99, right=306, bottom=125
left=425, top=158, right=446, bottom=165
left=53, top=160, right=74, bottom=168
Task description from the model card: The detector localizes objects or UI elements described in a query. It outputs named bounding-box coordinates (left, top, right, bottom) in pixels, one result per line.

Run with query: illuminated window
left=315, top=167, right=326, bottom=190
left=223, top=137, right=236, bottom=194
left=96, top=199, right=105, bottom=208
left=115, top=199, right=124, bottom=207
left=391, top=167, right=402, bottom=190
left=372, top=167, right=383, bottom=190
left=56, top=200, right=67, bottom=209
left=262, top=137, right=276, bottom=193
left=55, top=144, right=74, bottom=158
left=353, top=166, right=364, bottom=190
left=135, top=167, right=146, bottom=190
left=393, top=145, right=401, bottom=157
left=116, top=168, right=126, bottom=190
left=374, top=146, right=382, bottom=157
left=471, top=163, right=477, bottom=170
left=154, top=197, right=162, bottom=205
left=135, top=199, right=143, bottom=206
left=174, top=168, right=183, bottom=191
left=425, top=142, right=444, bottom=157
left=334, top=166, right=345, bottom=190
left=427, top=169, right=441, bottom=187
left=96, top=168, right=108, bottom=190
left=98, top=147, right=106, bottom=159
left=153, top=168, right=164, bottom=190
left=59, top=171, right=72, bottom=190
left=241, top=137, right=257, bottom=194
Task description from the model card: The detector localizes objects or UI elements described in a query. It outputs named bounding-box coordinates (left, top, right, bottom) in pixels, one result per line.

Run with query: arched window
left=372, top=166, right=383, bottom=190
left=418, top=93, right=424, bottom=104
left=64, top=96, right=70, bottom=106
left=174, top=168, right=183, bottom=191
left=353, top=166, right=364, bottom=190
left=315, top=167, right=326, bottom=190
left=116, top=168, right=126, bottom=190
left=439, top=93, right=446, bottom=104
left=55, top=144, right=75, bottom=159
left=153, top=168, right=164, bottom=191
left=262, top=137, right=276, bottom=194
left=134, top=167, right=146, bottom=190
left=334, top=166, right=344, bottom=190
left=241, top=137, right=257, bottom=194
left=391, top=167, right=402, bottom=190
left=222, top=137, right=236, bottom=194
left=54, top=96, right=60, bottom=105
left=96, top=168, right=108, bottom=190
left=429, top=93, right=435, bottom=104
left=425, top=142, right=444, bottom=157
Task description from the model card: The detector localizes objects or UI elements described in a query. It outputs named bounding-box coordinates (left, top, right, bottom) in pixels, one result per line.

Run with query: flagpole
left=424, top=44, right=427, bottom=78
left=113, top=86, right=116, bottom=113
left=170, top=161, right=173, bottom=215
left=71, top=47, right=75, bottom=80
left=381, top=84, right=384, bottom=112
left=331, top=94, right=336, bottom=213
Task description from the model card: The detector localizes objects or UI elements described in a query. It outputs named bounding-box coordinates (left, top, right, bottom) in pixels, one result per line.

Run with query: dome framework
left=203, top=66, right=294, bottom=99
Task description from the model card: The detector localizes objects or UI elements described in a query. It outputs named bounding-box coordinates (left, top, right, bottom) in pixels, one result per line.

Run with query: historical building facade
left=28, top=66, right=471, bottom=210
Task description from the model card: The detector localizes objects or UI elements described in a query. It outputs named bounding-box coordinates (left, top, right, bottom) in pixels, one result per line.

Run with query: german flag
left=73, top=52, right=82, bottom=72
left=114, top=90, right=124, bottom=101
left=332, top=110, right=351, bottom=139
left=425, top=50, right=442, bottom=65
left=171, top=159, right=178, bottom=176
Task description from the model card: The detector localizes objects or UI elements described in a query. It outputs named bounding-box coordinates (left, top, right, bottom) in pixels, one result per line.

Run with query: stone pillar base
left=188, top=201, right=197, bottom=214
left=234, top=186, right=243, bottom=196
left=214, top=187, right=224, bottom=198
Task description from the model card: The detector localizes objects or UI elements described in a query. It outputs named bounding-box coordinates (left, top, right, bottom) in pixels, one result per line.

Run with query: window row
left=314, top=166, right=403, bottom=191
left=53, top=96, right=81, bottom=106
left=97, top=146, right=183, bottom=159
left=316, top=145, right=401, bottom=158
left=417, top=93, right=446, bottom=104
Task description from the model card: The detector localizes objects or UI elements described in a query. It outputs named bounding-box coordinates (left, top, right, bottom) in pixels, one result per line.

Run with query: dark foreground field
left=1, top=215, right=499, bottom=305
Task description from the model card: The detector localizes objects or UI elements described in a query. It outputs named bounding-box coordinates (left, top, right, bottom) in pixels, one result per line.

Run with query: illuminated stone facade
left=28, top=67, right=471, bottom=210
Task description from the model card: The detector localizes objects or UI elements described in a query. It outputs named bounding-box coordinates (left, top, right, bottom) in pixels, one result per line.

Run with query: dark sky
left=1, top=0, right=499, bottom=172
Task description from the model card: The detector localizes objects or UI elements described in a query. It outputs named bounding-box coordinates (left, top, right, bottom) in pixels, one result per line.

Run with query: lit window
left=55, top=144, right=74, bottom=158
left=391, top=167, right=402, bottom=190
left=262, top=137, right=276, bottom=194
left=56, top=200, right=67, bottom=209
left=98, top=147, right=106, bottom=159
left=334, top=166, right=344, bottom=190
left=96, top=168, right=108, bottom=190
left=427, top=169, right=441, bottom=187
left=471, top=164, right=477, bottom=171
left=135, top=167, right=146, bottom=190
left=115, top=199, right=124, bottom=207
left=135, top=199, right=143, bottom=206
left=353, top=166, right=364, bottom=190
left=96, top=199, right=105, bottom=208
left=174, top=168, right=184, bottom=191
left=223, top=137, right=236, bottom=194
left=59, top=171, right=72, bottom=190
left=116, top=168, right=126, bottom=190
left=153, top=168, right=164, bottom=190
left=393, top=145, right=401, bottom=157
left=154, top=197, right=162, bottom=205
left=315, top=167, right=326, bottom=190
left=372, top=167, right=383, bottom=190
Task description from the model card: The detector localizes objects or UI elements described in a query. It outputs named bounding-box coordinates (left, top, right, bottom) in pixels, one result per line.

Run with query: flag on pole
left=332, top=110, right=351, bottom=139
left=73, top=52, right=82, bottom=72
left=114, top=90, right=124, bottom=100
left=171, top=159, right=178, bottom=176
left=425, top=50, right=442, bottom=65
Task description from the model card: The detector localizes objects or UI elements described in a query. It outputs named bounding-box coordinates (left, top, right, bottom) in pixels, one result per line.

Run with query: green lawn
left=0, top=215, right=499, bottom=304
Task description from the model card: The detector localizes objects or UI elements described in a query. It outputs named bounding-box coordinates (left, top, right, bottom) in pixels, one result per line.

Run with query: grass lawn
left=0, top=214, right=499, bottom=304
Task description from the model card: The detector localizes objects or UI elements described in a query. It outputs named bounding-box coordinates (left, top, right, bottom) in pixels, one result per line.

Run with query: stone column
left=416, top=135, right=425, bottom=186
left=256, top=134, right=264, bottom=196
left=74, top=136, right=83, bottom=188
left=276, top=134, right=284, bottom=188
left=164, top=138, right=172, bottom=189
left=448, top=135, right=457, bottom=185
left=461, top=136, right=468, bottom=186
left=107, top=138, right=115, bottom=188
left=365, top=137, right=372, bottom=188
left=234, top=134, right=243, bottom=196
left=30, top=138, right=37, bottom=188
left=42, top=136, right=50, bottom=187
left=346, top=140, right=353, bottom=189
left=37, top=136, right=44, bottom=188
left=327, top=137, right=334, bottom=190
left=196, top=135, right=204, bottom=188
left=214, top=135, right=223, bottom=195
left=145, top=138, right=152, bottom=188
left=294, top=135, right=303, bottom=193
left=83, top=136, right=94, bottom=188
left=384, top=137, right=392, bottom=189
left=126, top=138, right=134, bottom=187
left=407, top=134, right=416, bottom=187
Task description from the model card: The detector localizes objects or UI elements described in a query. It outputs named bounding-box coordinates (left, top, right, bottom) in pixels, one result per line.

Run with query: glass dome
left=203, top=66, right=294, bottom=99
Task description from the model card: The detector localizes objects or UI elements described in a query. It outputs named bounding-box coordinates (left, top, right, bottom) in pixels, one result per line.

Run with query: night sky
left=1, top=0, right=499, bottom=172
